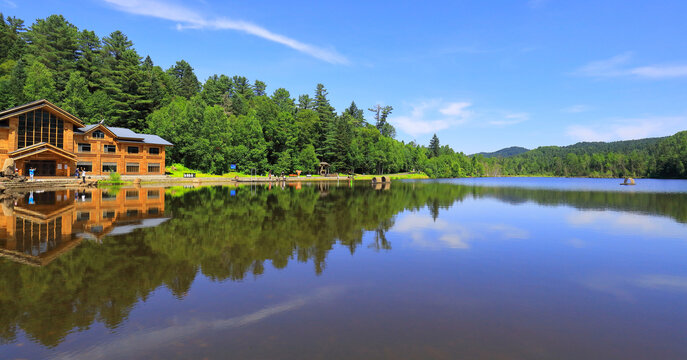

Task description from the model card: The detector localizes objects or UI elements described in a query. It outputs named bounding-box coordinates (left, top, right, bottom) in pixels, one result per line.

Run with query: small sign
left=57, top=164, right=62, bottom=169
left=230, top=164, right=237, bottom=170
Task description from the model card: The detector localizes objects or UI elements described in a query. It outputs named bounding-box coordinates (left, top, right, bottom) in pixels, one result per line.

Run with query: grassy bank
left=166, top=164, right=429, bottom=181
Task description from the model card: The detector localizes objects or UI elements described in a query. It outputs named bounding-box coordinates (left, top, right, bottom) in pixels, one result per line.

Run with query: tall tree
left=168, top=60, right=200, bottom=99
left=429, top=133, right=440, bottom=158
left=100, top=30, right=145, bottom=129
left=24, top=15, right=79, bottom=95
left=368, top=104, right=395, bottom=138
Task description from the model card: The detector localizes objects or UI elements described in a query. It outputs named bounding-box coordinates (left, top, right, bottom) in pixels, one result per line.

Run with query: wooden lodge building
left=0, top=100, right=172, bottom=177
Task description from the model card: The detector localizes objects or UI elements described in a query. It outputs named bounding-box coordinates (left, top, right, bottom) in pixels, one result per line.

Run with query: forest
left=0, top=13, right=685, bottom=178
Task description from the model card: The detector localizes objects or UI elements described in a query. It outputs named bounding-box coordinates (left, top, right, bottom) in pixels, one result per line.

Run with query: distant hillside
left=475, top=146, right=529, bottom=158
left=483, top=131, right=687, bottom=178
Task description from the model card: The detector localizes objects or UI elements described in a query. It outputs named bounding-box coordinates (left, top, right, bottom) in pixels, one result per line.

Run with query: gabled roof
left=75, top=125, right=173, bottom=146
left=0, top=100, right=85, bottom=126
left=9, top=142, right=78, bottom=161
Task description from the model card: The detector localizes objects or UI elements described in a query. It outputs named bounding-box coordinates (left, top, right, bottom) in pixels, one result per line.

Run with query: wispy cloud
left=102, top=0, right=348, bottom=64
left=1, top=0, right=16, bottom=8
left=566, top=115, right=687, bottom=142
left=562, top=104, right=591, bottom=113
left=489, top=112, right=529, bottom=126
left=390, top=100, right=472, bottom=136
left=576, top=52, right=687, bottom=79
left=390, top=100, right=530, bottom=136
left=53, top=285, right=347, bottom=360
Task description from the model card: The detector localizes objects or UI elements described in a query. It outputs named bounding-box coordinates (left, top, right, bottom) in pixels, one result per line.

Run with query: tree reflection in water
left=0, top=181, right=686, bottom=347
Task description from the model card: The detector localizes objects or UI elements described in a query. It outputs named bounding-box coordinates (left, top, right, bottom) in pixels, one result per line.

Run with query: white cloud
left=102, top=0, right=348, bottom=64
left=566, top=116, right=687, bottom=142
left=390, top=100, right=472, bottom=136
left=392, top=214, right=528, bottom=250
left=1, top=0, right=16, bottom=8
left=562, top=105, right=591, bottom=113
left=439, top=102, right=471, bottom=116
left=576, top=53, right=687, bottom=79
left=488, top=112, right=529, bottom=126
left=567, top=211, right=687, bottom=239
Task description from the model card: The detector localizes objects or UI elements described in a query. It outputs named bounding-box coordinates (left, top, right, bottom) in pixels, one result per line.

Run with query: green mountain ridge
left=474, top=146, right=529, bottom=158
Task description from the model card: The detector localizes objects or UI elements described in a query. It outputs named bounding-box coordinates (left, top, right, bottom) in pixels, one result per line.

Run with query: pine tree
left=429, top=134, right=440, bottom=158
left=313, top=83, right=335, bottom=156
left=24, top=15, right=79, bottom=96
left=344, top=101, right=365, bottom=126
left=168, top=59, right=200, bottom=99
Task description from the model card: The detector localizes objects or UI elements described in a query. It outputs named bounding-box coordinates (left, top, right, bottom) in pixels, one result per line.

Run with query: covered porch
left=9, top=143, right=77, bottom=177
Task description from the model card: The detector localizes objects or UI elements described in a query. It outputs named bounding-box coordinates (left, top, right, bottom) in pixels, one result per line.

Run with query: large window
left=77, top=162, right=92, bottom=172
left=102, top=163, right=117, bottom=173
left=127, top=146, right=139, bottom=154
left=147, top=190, right=160, bottom=199
left=104, top=145, right=116, bottom=153
left=125, top=190, right=139, bottom=200
left=148, top=147, right=160, bottom=155
left=17, top=109, right=64, bottom=149
left=126, top=163, right=139, bottom=173
left=92, top=130, right=105, bottom=139
left=78, top=143, right=91, bottom=152
left=147, top=163, right=160, bottom=173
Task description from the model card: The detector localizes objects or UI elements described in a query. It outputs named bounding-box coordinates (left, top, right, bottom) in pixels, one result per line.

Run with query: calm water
left=1, top=179, right=687, bottom=359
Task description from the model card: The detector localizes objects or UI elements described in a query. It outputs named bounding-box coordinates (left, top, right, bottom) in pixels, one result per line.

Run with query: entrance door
left=25, top=160, right=57, bottom=176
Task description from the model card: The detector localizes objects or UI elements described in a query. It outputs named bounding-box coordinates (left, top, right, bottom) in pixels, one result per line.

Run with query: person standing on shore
left=81, top=168, right=87, bottom=183
left=75, top=167, right=79, bottom=179
left=29, top=167, right=35, bottom=181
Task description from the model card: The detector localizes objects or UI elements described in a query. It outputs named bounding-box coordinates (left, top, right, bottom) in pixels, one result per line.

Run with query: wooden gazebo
left=319, top=162, right=330, bottom=176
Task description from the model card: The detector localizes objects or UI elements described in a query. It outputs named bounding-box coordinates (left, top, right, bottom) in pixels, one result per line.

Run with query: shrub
left=109, top=172, right=121, bottom=182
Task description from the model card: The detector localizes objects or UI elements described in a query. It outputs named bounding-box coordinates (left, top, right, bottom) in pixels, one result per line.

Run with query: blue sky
left=3, top=0, right=687, bottom=153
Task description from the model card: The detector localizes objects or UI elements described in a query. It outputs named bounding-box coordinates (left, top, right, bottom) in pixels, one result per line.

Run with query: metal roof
left=76, top=125, right=173, bottom=146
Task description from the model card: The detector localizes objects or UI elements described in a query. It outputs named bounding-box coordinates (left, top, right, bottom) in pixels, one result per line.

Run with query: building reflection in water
left=0, top=187, right=168, bottom=266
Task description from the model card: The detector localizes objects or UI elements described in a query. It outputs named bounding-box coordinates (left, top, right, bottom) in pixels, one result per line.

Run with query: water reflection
left=0, top=181, right=686, bottom=358
left=0, top=188, right=167, bottom=266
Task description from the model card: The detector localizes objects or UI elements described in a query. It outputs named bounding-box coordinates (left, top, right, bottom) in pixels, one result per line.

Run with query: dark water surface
left=1, top=179, right=687, bottom=359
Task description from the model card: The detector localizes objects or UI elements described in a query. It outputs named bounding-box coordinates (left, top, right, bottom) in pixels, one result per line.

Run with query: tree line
left=0, top=13, right=481, bottom=177
left=480, top=131, right=687, bottom=179
left=1, top=13, right=684, bottom=178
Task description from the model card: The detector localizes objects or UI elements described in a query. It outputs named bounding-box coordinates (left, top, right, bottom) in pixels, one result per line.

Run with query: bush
left=109, top=172, right=121, bottom=182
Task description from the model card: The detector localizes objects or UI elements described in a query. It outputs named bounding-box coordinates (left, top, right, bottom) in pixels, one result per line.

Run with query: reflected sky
left=2, top=180, right=687, bottom=359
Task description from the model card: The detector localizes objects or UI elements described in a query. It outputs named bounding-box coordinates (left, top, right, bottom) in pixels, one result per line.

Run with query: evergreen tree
left=429, top=133, right=440, bottom=158
left=168, top=59, right=200, bottom=99
left=75, top=29, right=102, bottom=92
left=254, top=79, right=266, bottom=97
left=24, top=15, right=79, bottom=95
left=344, top=101, right=365, bottom=126
left=100, top=30, right=145, bottom=130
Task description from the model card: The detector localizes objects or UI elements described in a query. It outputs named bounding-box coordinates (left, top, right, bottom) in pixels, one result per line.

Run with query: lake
left=1, top=178, right=687, bottom=359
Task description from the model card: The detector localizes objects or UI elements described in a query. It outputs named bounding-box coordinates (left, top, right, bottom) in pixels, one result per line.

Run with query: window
left=102, top=191, right=117, bottom=201
left=77, top=162, right=92, bottom=172
left=17, top=110, right=64, bottom=149
left=148, top=207, right=160, bottom=215
left=147, top=190, right=160, bottom=199
left=148, top=147, right=160, bottom=155
left=78, top=143, right=91, bottom=152
left=126, top=209, right=139, bottom=217
left=92, top=130, right=105, bottom=139
left=125, top=190, right=139, bottom=200
left=104, top=145, right=116, bottom=153
left=76, top=211, right=90, bottom=221
left=103, top=210, right=116, bottom=219
left=126, top=163, right=139, bottom=173
left=147, top=163, right=160, bottom=173
left=102, top=163, right=117, bottom=173
left=127, top=146, right=139, bottom=154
